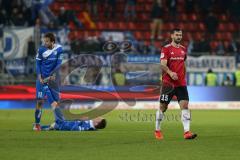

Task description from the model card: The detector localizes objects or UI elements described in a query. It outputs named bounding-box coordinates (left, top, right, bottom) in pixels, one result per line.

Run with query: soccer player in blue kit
left=33, top=33, right=64, bottom=131
left=41, top=117, right=107, bottom=131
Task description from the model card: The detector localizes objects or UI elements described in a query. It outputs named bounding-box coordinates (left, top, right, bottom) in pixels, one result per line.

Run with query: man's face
left=43, top=37, right=54, bottom=49
left=171, top=31, right=182, bottom=44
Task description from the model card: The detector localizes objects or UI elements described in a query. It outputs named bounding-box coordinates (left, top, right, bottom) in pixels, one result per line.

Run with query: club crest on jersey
left=161, top=53, right=165, bottom=58
left=171, top=52, right=174, bottom=55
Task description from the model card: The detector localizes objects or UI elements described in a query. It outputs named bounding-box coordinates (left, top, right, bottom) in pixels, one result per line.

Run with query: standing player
left=33, top=33, right=64, bottom=131
left=155, top=28, right=197, bottom=140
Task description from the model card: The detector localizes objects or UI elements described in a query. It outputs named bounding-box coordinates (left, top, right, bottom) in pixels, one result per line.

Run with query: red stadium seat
left=215, top=32, right=222, bottom=40
left=227, top=23, right=236, bottom=32
left=210, top=41, right=219, bottom=50
left=108, top=22, right=118, bottom=30
left=218, top=14, right=228, bottom=22
left=145, top=4, right=152, bottom=12
left=163, top=23, right=175, bottom=31
left=198, top=23, right=205, bottom=31
left=193, top=32, right=202, bottom=41
left=223, top=32, right=232, bottom=41
left=179, top=14, right=188, bottom=22
left=188, top=14, right=198, bottom=21
left=128, top=22, right=136, bottom=30
left=118, top=22, right=126, bottom=30
left=96, top=22, right=108, bottom=30
left=145, top=31, right=151, bottom=40
left=134, top=31, right=142, bottom=40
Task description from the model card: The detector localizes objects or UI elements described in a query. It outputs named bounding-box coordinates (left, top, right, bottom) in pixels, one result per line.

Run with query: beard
left=174, top=38, right=181, bottom=44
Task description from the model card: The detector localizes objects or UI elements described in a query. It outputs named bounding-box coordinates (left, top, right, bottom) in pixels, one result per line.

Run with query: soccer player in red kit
left=155, top=28, right=197, bottom=140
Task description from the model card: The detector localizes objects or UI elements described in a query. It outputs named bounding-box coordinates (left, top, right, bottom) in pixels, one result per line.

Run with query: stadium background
left=1, top=1, right=240, bottom=160
left=1, top=0, right=240, bottom=109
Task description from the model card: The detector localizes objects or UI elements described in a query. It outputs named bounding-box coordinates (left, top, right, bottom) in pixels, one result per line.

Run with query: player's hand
left=39, top=76, right=44, bottom=84
left=169, top=71, right=178, bottom=80
left=49, top=75, right=55, bottom=81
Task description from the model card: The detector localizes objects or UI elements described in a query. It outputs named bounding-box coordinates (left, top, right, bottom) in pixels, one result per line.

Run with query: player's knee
left=180, top=100, right=189, bottom=109
left=36, top=100, right=44, bottom=109
left=160, top=103, right=168, bottom=112
left=51, top=101, right=58, bottom=108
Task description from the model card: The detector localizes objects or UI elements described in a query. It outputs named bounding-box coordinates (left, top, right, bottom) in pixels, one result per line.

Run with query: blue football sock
left=53, top=107, right=65, bottom=122
left=35, top=109, right=42, bottom=124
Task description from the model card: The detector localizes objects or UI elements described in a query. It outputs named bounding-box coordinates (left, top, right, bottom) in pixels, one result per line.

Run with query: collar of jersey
left=42, top=44, right=61, bottom=58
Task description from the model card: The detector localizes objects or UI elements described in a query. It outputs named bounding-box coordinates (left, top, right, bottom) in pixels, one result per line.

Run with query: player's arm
left=36, top=49, right=44, bottom=83
left=50, top=47, right=63, bottom=80
left=161, top=60, right=178, bottom=80
left=160, top=47, right=178, bottom=80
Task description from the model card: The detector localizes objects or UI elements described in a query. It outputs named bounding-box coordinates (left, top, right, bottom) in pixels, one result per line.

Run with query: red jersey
left=160, top=43, right=187, bottom=87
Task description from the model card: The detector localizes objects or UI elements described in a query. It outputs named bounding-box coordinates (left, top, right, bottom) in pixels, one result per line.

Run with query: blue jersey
left=36, top=44, right=63, bottom=79
left=54, top=120, right=96, bottom=131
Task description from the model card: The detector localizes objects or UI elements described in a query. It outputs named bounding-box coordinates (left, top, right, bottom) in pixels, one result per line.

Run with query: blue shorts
left=36, top=80, right=60, bottom=104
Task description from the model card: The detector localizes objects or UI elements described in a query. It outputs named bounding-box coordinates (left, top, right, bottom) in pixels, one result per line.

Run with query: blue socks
left=35, top=109, right=42, bottom=124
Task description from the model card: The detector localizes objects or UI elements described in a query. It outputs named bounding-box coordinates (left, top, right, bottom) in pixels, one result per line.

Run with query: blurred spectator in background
left=205, top=68, right=217, bottom=86
left=228, top=0, right=240, bottom=22
left=227, top=38, right=240, bottom=54
left=58, top=6, right=83, bottom=28
left=0, top=25, right=3, bottom=59
left=194, top=35, right=211, bottom=53
left=150, top=0, right=164, bottom=40
left=113, top=67, right=125, bottom=86
left=104, top=0, right=116, bottom=19
left=187, top=34, right=197, bottom=55
left=27, top=36, right=36, bottom=58
left=124, top=0, right=137, bottom=21
left=22, top=4, right=33, bottom=26
left=222, top=75, right=233, bottom=86
left=88, top=0, right=98, bottom=19
left=34, top=18, right=41, bottom=50
left=137, top=41, right=150, bottom=54
left=32, top=0, right=57, bottom=26
left=185, top=0, right=195, bottom=13
left=1, top=0, right=11, bottom=19
left=204, top=12, right=219, bottom=38
left=11, top=7, right=26, bottom=26
left=217, top=0, right=229, bottom=14
left=166, top=0, right=178, bottom=21
left=0, top=7, right=8, bottom=26
left=215, top=41, right=226, bottom=55
left=198, top=0, right=214, bottom=16
left=234, top=64, right=240, bottom=87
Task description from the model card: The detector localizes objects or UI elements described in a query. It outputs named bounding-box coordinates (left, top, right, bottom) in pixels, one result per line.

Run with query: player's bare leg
left=179, top=100, right=197, bottom=139
left=155, top=103, right=168, bottom=140
left=33, top=100, right=44, bottom=131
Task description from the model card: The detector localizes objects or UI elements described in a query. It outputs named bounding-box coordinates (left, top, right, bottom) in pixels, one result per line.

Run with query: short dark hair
left=171, top=28, right=182, bottom=34
left=44, top=32, right=55, bottom=42
left=95, top=119, right=107, bottom=129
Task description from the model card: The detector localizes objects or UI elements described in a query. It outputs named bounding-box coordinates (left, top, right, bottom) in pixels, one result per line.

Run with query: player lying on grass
left=41, top=117, right=107, bottom=131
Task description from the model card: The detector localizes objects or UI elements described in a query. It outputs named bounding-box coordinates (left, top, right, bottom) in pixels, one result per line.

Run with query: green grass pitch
left=0, top=109, right=240, bottom=160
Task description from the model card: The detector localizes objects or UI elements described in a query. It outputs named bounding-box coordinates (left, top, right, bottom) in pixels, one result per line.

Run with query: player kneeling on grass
left=41, top=117, right=107, bottom=131
left=155, top=28, right=197, bottom=140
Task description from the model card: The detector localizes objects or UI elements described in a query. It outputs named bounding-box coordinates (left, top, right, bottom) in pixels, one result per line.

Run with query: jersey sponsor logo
left=170, top=57, right=185, bottom=60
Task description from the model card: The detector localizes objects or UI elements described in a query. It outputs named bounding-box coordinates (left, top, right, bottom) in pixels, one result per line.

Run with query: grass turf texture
left=0, top=109, right=240, bottom=160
